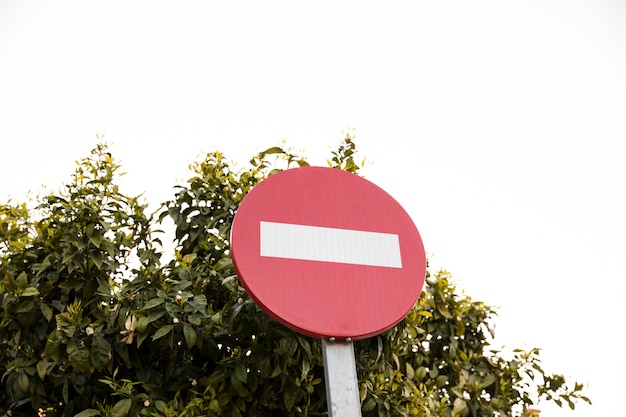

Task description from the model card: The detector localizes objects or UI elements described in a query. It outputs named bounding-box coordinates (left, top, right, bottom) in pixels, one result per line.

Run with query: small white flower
left=173, top=318, right=180, bottom=324
left=85, top=326, right=94, bottom=336
left=144, top=400, right=150, bottom=407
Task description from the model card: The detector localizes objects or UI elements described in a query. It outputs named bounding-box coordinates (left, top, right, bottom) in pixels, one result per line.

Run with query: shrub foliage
left=1, top=136, right=590, bottom=416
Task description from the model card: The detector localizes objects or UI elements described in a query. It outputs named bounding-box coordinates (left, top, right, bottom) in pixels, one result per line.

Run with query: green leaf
left=86, top=225, right=102, bottom=248
left=111, top=398, right=132, bottom=417
left=91, top=336, right=112, bottom=371
left=143, top=297, right=165, bottom=310
left=482, top=373, right=496, bottom=388
left=165, top=302, right=182, bottom=316
left=270, top=365, right=282, bottom=378
left=68, top=344, right=91, bottom=373
left=37, top=359, right=52, bottom=380
left=136, top=330, right=149, bottom=348
left=91, top=250, right=104, bottom=269
left=453, top=398, right=467, bottom=413
left=16, top=299, right=34, bottom=313
left=296, top=336, right=311, bottom=356
left=283, top=384, right=297, bottom=412
left=155, top=400, right=166, bottom=412
left=436, top=375, right=448, bottom=388
left=101, top=240, right=116, bottom=258
left=135, top=316, right=149, bottom=333
left=406, top=362, right=415, bottom=379
left=137, top=309, right=167, bottom=331
left=416, top=366, right=427, bottom=381
left=301, top=358, right=310, bottom=381
left=228, top=404, right=243, bottom=417
left=148, top=309, right=167, bottom=321
left=3, top=272, right=16, bottom=292
left=259, top=146, right=284, bottom=156
left=230, top=373, right=249, bottom=397
left=18, top=373, right=29, bottom=393
left=376, top=335, right=384, bottom=362
left=436, top=302, right=452, bottom=319
left=392, top=352, right=401, bottom=370
left=183, top=325, right=197, bottom=349
left=16, top=271, right=28, bottom=288
left=182, top=253, right=197, bottom=264
left=206, top=370, right=226, bottom=387
left=363, top=397, right=377, bottom=412
left=234, top=363, right=247, bottom=384
left=74, top=409, right=102, bottom=417
left=63, top=379, right=69, bottom=404
left=188, top=313, right=202, bottom=326
left=186, top=300, right=207, bottom=315
left=152, top=324, right=174, bottom=341
left=21, top=287, right=39, bottom=297
left=213, top=257, right=232, bottom=271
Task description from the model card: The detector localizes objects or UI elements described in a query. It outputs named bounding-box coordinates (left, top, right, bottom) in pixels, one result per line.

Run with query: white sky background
left=1, top=1, right=625, bottom=415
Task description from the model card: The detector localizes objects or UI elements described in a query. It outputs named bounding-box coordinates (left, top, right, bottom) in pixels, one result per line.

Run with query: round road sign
left=231, top=166, right=426, bottom=340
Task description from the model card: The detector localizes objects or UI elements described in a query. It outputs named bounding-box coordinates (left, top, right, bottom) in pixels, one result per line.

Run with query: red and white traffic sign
left=231, top=166, right=426, bottom=340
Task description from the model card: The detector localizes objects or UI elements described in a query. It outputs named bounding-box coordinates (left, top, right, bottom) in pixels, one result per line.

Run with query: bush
left=1, top=137, right=589, bottom=417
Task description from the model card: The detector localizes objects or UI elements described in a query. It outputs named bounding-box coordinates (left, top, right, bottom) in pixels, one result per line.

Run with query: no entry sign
left=231, top=166, right=426, bottom=340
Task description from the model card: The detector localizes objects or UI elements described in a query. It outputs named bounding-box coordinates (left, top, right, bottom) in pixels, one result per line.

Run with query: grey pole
left=321, top=339, right=362, bottom=417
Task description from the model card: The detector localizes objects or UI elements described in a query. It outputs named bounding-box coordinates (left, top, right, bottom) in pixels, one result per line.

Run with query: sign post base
left=321, top=339, right=362, bottom=417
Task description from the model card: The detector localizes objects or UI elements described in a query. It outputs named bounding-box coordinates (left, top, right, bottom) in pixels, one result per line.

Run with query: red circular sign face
left=231, top=166, right=426, bottom=340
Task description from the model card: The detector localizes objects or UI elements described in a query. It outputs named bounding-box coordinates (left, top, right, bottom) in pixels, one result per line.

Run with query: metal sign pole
left=321, top=339, right=362, bottom=417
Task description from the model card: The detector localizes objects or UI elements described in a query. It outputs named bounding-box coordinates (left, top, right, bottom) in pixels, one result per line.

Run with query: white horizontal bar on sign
left=260, top=221, right=402, bottom=268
